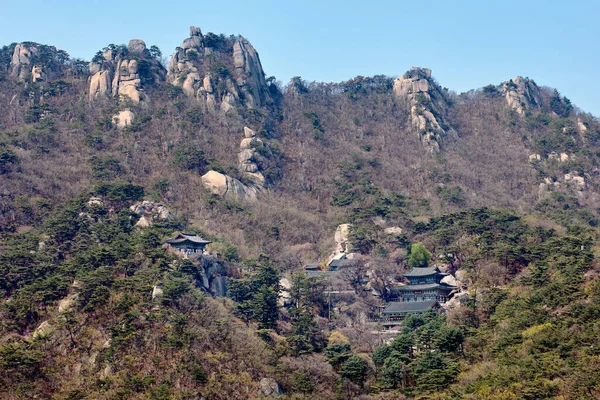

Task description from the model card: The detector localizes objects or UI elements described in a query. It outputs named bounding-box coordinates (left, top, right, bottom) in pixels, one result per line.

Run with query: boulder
left=528, top=154, right=541, bottom=162
left=455, top=270, right=469, bottom=284
left=87, top=197, right=104, bottom=207
left=383, top=226, right=403, bottom=235
left=31, top=66, right=46, bottom=82
left=128, top=39, right=147, bottom=55
left=58, top=296, right=77, bottom=314
left=237, top=127, right=266, bottom=189
left=130, top=201, right=174, bottom=227
left=112, top=110, right=135, bottom=128
left=190, top=26, right=202, bottom=37
left=33, top=321, right=54, bottom=339
left=201, top=170, right=258, bottom=201
left=441, top=274, right=459, bottom=287
left=152, top=285, right=164, bottom=301
left=238, top=149, right=255, bottom=163
left=259, top=378, right=282, bottom=397
left=334, top=224, right=353, bottom=254
left=578, top=118, right=588, bottom=132
left=89, top=70, right=113, bottom=101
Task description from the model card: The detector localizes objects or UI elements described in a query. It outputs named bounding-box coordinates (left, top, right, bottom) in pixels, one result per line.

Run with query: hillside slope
left=1, top=26, right=600, bottom=399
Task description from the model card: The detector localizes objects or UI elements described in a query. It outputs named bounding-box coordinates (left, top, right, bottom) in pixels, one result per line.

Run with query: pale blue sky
left=1, top=0, right=599, bottom=115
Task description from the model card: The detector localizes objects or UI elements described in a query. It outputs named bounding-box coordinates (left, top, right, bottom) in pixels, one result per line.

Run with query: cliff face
left=8, top=42, right=68, bottom=83
left=501, top=76, right=542, bottom=115
left=88, top=39, right=166, bottom=103
left=393, top=67, right=456, bottom=152
left=166, top=26, right=272, bottom=114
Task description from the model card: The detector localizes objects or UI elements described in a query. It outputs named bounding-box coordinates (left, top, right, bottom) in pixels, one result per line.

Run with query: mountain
left=1, top=26, right=600, bottom=399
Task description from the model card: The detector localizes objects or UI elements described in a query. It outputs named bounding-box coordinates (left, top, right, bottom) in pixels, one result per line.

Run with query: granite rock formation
left=166, top=26, right=272, bottom=114
left=88, top=39, right=166, bottom=103
left=501, top=76, right=542, bottom=115
left=393, top=67, right=456, bottom=152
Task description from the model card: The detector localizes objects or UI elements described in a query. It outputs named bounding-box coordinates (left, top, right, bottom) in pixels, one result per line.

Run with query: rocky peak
left=393, top=67, right=455, bottom=152
left=8, top=42, right=66, bottom=83
left=166, top=26, right=272, bottom=114
left=127, top=39, right=147, bottom=56
left=88, top=39, right=166, bottom=103
left=501, top=76, right=541, bottom=115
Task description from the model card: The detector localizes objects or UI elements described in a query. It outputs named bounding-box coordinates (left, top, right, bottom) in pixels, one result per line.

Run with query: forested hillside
left=1, top=26, right=600, bottom=399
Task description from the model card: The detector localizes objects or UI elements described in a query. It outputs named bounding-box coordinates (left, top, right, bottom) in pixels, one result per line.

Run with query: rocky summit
left=0, top=24, right=600, bottom=400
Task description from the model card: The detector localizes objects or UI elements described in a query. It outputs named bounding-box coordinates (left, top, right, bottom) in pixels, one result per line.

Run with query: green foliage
left=550, top=89, right=573, bottom=118
left=165, top=84, right=184, bottom=99
left=407, top=243, right=431, bottom=269
left=149, top=45, right=162, bottom=60
left=324, top=343, right=352, bottom=370
left=0, top=146, right=18, bottom=173
left=228, top=257, right=280, bottom=329
left=340, top=355, right=369, bottom=386
left=172, top=146, right=209, bottom=174
left=303, top=111, right=325, bottom=140
left=381, top=353, right=410, bottom=389
left=435, top=185, right=465, bottom=205
left=93, top=183, right=144, bottom=202
left=481, top=84, right=500, bottom=97
left=203, top=32, right=231, bottom=50
left=89, top=156, right=123, bottom=179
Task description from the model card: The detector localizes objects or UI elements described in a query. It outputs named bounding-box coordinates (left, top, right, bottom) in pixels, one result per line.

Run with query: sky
left=1, top=0, right=599, bottom=115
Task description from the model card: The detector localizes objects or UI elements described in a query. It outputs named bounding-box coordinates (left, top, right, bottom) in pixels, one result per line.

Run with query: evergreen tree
left=408, top=243, right=431, bottom=269
left=340, top=355, right=369, bottom=387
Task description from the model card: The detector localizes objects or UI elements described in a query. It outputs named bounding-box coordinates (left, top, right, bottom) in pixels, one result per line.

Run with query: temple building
left=381, top=300, right=440, bottom=323
left=166, top=233, right=211, bottom=255
left=390, top=266, right=457, bottom=303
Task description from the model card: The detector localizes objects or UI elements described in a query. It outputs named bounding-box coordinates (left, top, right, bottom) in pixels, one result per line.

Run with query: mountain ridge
left=1, top=25, right=600, bottom=399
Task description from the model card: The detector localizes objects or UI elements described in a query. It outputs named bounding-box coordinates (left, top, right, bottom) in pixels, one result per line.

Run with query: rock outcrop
left=334, top=223, right=353, bottom=254
left=130, top=201, right=175, bottom=228
left=33, top=320, right=54, bottom=339
left=88, top=39, right=166, bottom=103
left=9, top=42, right=64, bottom=83
left=10, top=43, right=36, bottom=81
left=393, top=67, right=455, bottom=152
left=501, top=76, right=542, bottom=115
left=166, top=26, right=272, bottom=114
left=259, top=378, right=282, bottom=397
left=112, top=110, right=135, bottom=128
left=238, top=127, right=266, bottom=185
left=200, top=126, right=267, bottom=201
left=201, top=170, right=259, bottom=201
left=565, top=173, right=586, bottom=191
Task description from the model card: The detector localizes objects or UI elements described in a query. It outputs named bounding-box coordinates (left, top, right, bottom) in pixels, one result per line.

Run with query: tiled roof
left=403, top=266, right=441, bottom=277
left=392, top=283, right=457, bottom=292
left=166, top=233, right=211, bottom=245
left=383, top=300, right=438, bottom=314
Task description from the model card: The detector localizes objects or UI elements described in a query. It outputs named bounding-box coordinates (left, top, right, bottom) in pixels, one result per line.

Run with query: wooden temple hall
left=166, top=233, right=211, bottom=255
left=380, top=266, right=458, bottom=325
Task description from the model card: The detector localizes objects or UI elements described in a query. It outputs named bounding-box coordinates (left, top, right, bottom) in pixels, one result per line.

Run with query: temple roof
left=392, top=283, right=457, bottom=292
left=166, top=233, right=211, bottom=245
left=382, top=300, right=438, bottom=314
left=403, top=266, right=448, bottom=277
